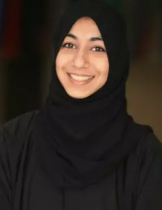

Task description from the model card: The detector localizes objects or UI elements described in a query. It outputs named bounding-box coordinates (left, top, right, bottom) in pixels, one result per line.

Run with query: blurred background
left=0, top=0, right=162, bottom=140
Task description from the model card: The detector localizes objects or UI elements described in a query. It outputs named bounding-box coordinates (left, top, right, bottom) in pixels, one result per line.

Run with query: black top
left=0, top=111, right=162, bottom=210
left=1, top=1, right=162, bottom=209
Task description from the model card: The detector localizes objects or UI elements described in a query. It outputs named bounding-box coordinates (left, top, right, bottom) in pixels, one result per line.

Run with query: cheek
left=93, top=57, right=109, bottom=77
left=56, top=51, right=72, bottom=69
left=56, top=52, right=64, bottom=69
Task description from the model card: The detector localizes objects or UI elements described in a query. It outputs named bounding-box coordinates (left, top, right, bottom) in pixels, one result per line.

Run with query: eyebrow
left=66, top=33, right=103, bottom=41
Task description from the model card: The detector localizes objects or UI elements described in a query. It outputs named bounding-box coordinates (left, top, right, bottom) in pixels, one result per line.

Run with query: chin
left=66, top=91, right=92, bottom=99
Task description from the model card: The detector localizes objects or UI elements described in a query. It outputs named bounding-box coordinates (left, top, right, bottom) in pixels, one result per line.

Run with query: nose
left=72, top=49, right=89, bottom=69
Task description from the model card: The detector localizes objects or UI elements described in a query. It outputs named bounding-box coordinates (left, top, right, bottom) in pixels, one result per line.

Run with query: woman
left=0, top=0, right=162, bottom=209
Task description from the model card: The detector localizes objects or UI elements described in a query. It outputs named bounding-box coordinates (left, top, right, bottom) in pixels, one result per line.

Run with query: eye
left=91, top=46, right=106, bottom=52
left=62, top=43, right=76, bottom=49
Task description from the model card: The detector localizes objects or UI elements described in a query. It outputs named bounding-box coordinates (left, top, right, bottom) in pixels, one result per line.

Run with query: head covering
left=35, top=0, right=151, bottom=189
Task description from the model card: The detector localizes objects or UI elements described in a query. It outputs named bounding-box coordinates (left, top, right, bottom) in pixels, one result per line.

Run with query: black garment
left=0, top=111, right=162, bottom=210
left=1, top=0, right=162, bottom=209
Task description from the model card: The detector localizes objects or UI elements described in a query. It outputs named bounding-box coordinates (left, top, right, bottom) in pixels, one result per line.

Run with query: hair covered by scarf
left=35, top=0, right=152, bottom=189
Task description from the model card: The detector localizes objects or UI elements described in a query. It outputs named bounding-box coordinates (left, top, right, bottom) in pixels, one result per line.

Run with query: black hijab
left=35, top=0, right=151, bottom=189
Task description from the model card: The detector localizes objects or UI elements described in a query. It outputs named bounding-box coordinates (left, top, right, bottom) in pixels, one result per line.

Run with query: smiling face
left=56, top=17, right=109, bottom=99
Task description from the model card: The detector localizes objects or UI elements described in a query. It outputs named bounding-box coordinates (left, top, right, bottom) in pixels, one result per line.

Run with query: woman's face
left=56, top=17, right=109, bottom=99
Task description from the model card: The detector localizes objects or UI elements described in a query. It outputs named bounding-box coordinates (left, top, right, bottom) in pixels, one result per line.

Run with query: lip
left=67, top=72, right=94, bottom=77
left=67, top=73, right=95, bottom=85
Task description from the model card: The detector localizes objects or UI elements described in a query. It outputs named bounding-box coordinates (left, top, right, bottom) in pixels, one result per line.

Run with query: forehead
left=69, top=16, right=101, bottom=34
left=74, top=16, right=96, bottom=24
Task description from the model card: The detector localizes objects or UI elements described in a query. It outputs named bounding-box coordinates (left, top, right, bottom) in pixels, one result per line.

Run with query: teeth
left=69, top=73, right=94, bottom=81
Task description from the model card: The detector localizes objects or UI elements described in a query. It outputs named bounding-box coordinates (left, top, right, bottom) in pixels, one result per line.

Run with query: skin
left=56, top=17, right=109, bottom=99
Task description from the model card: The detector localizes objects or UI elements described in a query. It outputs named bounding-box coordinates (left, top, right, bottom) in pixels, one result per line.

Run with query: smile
left=67, top=73, right=95, bottom=84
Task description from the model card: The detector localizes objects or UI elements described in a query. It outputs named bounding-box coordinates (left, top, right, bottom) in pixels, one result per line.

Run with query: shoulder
left=1, top=110, right=39, bottom=136
left=144, top=132, right=162, bottom=154
left=131, top=131, right=162, bottom=180
left=127, top=131, right=162, bottom=167
left=130, top=132, right=162, bottom=209
left=0, top=110, right=39, bottom=153
left=0, top=110, right=39, bottom=202
left=135, top=132, right=162, bottom=167
left=121, top=132, right=162, bottom=209
left=0, top=110, right=38, bottom=140
left=136, top=131, right=162, bottom=185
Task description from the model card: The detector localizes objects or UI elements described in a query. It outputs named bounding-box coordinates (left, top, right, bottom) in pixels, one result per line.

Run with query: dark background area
left=0, top=0, right=162, bottom=139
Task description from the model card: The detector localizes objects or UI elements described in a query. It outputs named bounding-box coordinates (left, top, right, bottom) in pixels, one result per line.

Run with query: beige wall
left=127, top=60, right=162, bottom=141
